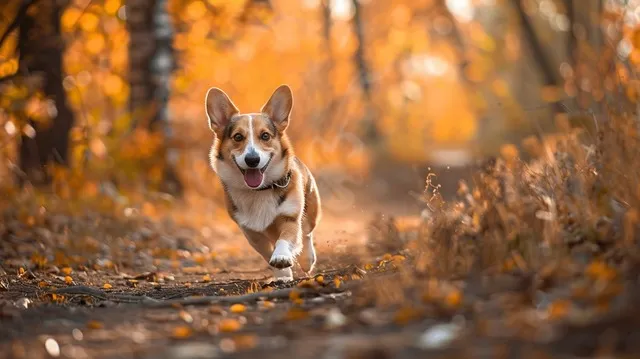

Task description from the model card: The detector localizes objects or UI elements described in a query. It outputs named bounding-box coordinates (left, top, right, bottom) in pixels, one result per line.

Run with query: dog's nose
left=244, top=153, right=260, bottom=168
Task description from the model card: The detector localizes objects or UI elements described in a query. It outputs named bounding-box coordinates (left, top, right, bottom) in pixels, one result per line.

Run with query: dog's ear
left=261, top=85, right=293, bottom=132
left=205, top=88, right=239, bottom=135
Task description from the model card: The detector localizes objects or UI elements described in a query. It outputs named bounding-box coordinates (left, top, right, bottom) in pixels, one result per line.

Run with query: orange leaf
left=219, top=318, right=242, bottom=332
left=202, top=274, right=211, bottom=283
left=333, top=278, right=341, bottom=289
left=230, top=304, right=246, bottom=313
left=259, top=301, right=275, bottom=310
left=61, top=267, right=73, bottom=275
left=285, top=307, right=309, bottom=321
left=103, top=283, right=112, bottom=289
left=547, top=300, right=571, bottom=320
left=288, top=289, right=301, bottom=301
left=64, top=276, right=73, bottom=285
left=445, top=289, right=463, bottom=309
left=172, top=326, right=192, bottom=339
left=87, top=320, right=104, bottom=329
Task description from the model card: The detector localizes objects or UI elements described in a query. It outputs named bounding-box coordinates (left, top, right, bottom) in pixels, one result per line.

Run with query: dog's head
left=205, top=85, right=294, bottom=189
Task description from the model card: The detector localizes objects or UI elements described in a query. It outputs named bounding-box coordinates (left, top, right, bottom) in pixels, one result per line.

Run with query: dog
left=205, top=84, right=321, bottom=281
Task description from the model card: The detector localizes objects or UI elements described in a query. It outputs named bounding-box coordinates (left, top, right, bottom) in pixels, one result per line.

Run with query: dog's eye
left=260, top=132, right=271, bottom=141
left=233, top=133, right=244, bottom=142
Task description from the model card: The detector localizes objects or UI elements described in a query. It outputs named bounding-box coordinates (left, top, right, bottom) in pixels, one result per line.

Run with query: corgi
left=204, top=85, right=321, bottom=281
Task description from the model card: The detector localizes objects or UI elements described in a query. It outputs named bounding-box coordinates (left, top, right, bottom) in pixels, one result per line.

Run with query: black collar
left=255, top=171, right=291, bottom=191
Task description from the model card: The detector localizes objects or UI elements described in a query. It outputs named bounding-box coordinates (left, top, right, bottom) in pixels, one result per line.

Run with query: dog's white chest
left=231, top=191, right=280, bottom=232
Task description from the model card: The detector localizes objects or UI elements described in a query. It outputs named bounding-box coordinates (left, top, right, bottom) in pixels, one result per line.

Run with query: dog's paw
left=269, top=254, right=294, bottom=269
left=269, top=240, right=294, bottom=269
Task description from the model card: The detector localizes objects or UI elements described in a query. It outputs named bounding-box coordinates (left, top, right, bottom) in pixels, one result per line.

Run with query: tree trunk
left=17, top=0, right=74, bottom=186
left=127, top=0, right=183, bottom=195
left=350, top=0, right=379, bottom=143
left=512, top=0, right=565, bottom=115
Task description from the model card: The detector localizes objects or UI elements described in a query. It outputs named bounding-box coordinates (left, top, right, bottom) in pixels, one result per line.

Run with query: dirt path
left=0, top=198, right=408, bottom=359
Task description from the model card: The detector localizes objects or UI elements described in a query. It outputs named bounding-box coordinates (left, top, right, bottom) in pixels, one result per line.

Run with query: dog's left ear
left=261, top=84, right=293, bottom=132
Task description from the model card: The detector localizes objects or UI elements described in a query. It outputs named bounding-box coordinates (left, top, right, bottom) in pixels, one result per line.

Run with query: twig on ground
left=143, top=284, right=356, bottom=308
left=51, top=286, right=157, bottom=303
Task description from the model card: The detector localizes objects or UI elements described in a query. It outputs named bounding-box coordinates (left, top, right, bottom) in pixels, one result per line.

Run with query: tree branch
left=0, top=0, right=37, bottom=51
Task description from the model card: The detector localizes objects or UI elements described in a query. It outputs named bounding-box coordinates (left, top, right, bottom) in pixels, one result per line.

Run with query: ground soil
left=2, top=175, right=640, bottom=359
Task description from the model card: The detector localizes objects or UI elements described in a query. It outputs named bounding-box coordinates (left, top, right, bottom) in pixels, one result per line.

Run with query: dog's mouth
left=235, top=154, right=273, bottom=189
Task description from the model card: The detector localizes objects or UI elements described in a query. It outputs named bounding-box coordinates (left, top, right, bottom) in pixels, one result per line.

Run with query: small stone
left=45, top=338, right=60, bottom=357
left=15, top=298, right=30, bottom=309
left=416, top=323, right=463, bottom=350
left=324, top=308, right=347, bottom=330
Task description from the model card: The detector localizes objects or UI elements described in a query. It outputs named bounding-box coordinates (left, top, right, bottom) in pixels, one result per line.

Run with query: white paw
left=271, top=267, right=293, bottom=282
left=269, top=240, right=294, bottom=269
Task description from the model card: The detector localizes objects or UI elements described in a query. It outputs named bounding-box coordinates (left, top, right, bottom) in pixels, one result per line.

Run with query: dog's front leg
left=269, top=216, right=303, bottom=270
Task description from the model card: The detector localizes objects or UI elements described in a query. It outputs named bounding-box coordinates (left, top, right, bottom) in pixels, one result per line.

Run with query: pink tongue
left=244, top=169, right=263, bottom=188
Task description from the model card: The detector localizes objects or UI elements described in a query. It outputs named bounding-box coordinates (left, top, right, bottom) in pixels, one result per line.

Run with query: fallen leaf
left=285, top=307, right=309, bottom=321
left=394, top=306, right=424, bottom=325
left=87, top=320, right=104, bottom=329
left=202, top=274, right=211, bottom=283
left=64, top=276, right=73, bottom=285
left=209, top=305, right=226, bottom=315
left=230, top=304, right=246, bottom=313
left=445, top=289, right=462, bottom=309
left=333, top=278, right=341, bottom=289
left=297, top=279, right=317, bottom=288
left=547, top=300, right=571, bottom=320
left=103, top=283, right=112, bottom=289
left=315, top=275, right=324, bottom=284
left=219, top=318, right=242, bottom=332
left=61, top=267, right=73, bottom=275
left=179, top=310, right=193, bottom=323
left=288, top=290, right=301, bottom=301
left=233, top=334, right=258, bottom=349
left=259, top=301, right=275, bottom=310
left=172, top=325, right=192, bottom=339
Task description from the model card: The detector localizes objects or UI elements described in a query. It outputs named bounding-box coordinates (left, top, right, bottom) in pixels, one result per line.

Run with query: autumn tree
left=127, top=0, right=182, bottom=195
left=1, top=0, right=75, bottom=186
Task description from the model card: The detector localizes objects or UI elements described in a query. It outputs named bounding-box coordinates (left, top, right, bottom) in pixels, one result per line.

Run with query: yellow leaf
left=315, top=275, right=324, bottom=284
left=230, top=304, right=246, bottom=313
left=333, top=278, right=341, bottom=289
left=38, top=281, right=48, bottom=288
left=219, top=318, right=242, bottom=332
left=103, top=283, right=112, bottom=289
left=364, top=264, right=374, bottom=271
left=61, top=267, right=73, bottom=275
left=172, top=325, right=192, bottom=339
left=202, top=274, right=211, bottom=283
left=64, top=276, right=73, bottom=285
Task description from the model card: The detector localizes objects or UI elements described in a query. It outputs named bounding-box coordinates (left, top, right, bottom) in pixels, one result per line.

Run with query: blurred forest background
left=0, top=0, right=635, bottom=219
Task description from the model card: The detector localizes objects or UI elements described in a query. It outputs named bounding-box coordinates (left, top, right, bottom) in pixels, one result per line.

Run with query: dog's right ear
left=205, top=87, right=239, bottom=135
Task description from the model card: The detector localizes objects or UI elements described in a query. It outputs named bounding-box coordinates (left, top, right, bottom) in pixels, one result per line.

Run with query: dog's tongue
left=244, top=169, right=263, bottom=188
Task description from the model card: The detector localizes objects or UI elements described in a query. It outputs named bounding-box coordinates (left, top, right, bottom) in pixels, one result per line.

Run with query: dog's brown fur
left=205, top=85, right=321, bottom=280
